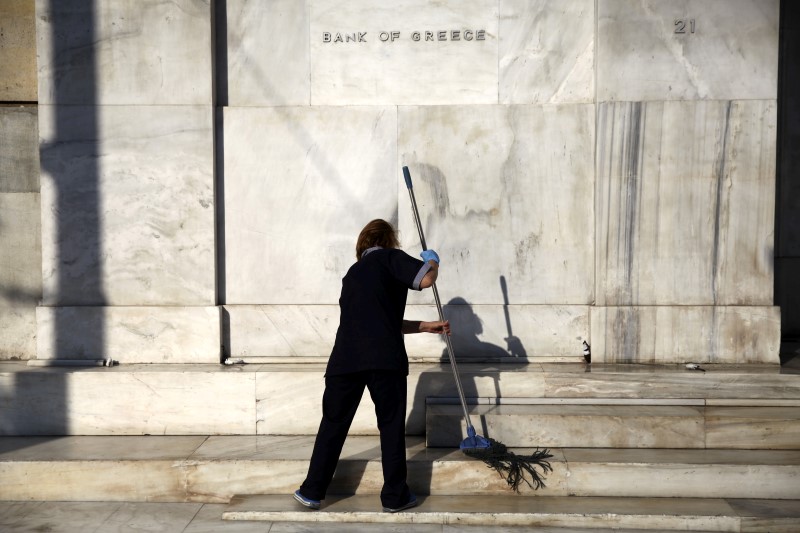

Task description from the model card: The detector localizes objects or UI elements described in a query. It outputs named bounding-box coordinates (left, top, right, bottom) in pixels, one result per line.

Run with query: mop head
left=463, top=437, right=553, bottom=492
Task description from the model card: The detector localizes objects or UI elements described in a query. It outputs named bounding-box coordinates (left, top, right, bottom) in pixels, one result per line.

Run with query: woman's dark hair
left=356, top=219, right=400, bottom=260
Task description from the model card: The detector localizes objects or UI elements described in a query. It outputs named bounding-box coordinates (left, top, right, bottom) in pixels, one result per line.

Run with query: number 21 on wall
left=674, top=19, right=696, bottom=34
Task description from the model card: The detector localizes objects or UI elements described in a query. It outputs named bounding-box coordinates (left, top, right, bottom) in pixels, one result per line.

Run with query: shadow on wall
left=2, top=1, right=102, bottom=443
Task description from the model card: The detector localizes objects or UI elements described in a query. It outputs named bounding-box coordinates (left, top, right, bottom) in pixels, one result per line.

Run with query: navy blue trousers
left=299, top=370, right=411, bottom=508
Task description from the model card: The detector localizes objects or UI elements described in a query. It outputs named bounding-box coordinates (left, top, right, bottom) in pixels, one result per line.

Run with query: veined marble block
left=399, top=104, right=595, bottom=305
left=225, top=304, right=587, bottom=360
left=597, top=0, right=779, bottom=102
left=39, top=105, right=215, bottom=306
left=223, top=106, right=397, bottom=304
left=0, top=0, right=37, bottom=101
left=499, top=0, right=594, bottom=104
left=36, top=306, right=221, bottom=363
left=225, top=0, right=309, bottom=106
left=596, top=100, right=776, bottom=306
left=0, top=367, right=255, bottom=435
left=36, top=0, right=212, bottom=105
left=0, top=106, right=39, bottom=193
left=590, top=306, right=781, bottom=364
left=257, top=364, right=548, bottom=436
left=309, top=0, right=498, bottom=105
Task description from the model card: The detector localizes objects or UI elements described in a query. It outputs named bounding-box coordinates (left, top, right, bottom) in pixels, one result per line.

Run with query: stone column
left=35, top=0, right=219, bottom=363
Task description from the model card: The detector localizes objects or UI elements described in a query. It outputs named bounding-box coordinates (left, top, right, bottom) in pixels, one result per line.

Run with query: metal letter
left=391, top=31, right=400, bottom=41
left=380, top=31, right=390, bottom=42
left=425, top=31, right=434, bottom=41
left=476, top=30, right=485, bottom=40
left=359, top=32, right=367, bottom=42
left=464, top=30, right=473, bottom=41
left=412, top=31, right=420, bottom=41
left=451, top=30, right=460, bottom=41
left=334, top=32, right=343, bottom=43
left=438, top=30, right=447, bottom=41
left=323, top=32, right=331, bottom=43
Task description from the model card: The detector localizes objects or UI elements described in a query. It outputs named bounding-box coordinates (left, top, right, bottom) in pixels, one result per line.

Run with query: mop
left=403, top=166, right=553, bottom=492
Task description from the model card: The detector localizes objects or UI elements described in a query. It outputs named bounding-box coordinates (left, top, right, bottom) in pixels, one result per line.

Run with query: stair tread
left=3, top=435, right=800, bottom=464
left=223, top=494, right=800, bottom=528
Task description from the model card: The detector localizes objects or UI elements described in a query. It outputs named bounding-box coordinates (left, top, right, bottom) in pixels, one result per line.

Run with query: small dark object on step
left=685, top=363, right=706, bottom=372
left=463, top=438, right=553, bottom=492
left=582, top=340, right=591, bottom=363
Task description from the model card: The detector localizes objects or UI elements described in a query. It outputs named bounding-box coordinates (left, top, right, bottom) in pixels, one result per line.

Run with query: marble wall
left=27, top=0, right=782, bottom=363
left=221, top=0, right=780, bottom=363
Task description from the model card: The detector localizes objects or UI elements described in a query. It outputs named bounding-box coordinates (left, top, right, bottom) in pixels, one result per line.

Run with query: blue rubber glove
left=420, top=249, right=440, bottom=264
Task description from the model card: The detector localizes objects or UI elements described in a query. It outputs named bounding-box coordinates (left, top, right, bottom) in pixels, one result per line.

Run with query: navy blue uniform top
left=325, top=247, right=431, bottom=377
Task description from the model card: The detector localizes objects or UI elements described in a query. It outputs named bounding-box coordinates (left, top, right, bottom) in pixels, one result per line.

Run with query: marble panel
left=499, top=0, right=594, bottom=104
left=0, top=1, right=37, bottom=101
left=0, top=106, right=39, bottom=192
left=705, top=406, right=800, bottom=450
left=309, top=0, right=498, bottom=105
left=223, top=106, right=397, bottom=304
left=399, top=104, right=595, bottom=305
left=597, top=0, right=779, bottom=101
left=226, top=0, right=309, bottom=106
left=0, top=461, right=186, bottom=501
left=590, top=306, right=781, bottom=364
left=225, top=304, right=587, bottom=360
left=596, top=100, right=777, bottom=306
left=0, top=307, right=36, bottom=360
left=0, top=368, right=256, bottom=435
left=35, top=306, right=220, bottom=363
left=427, top=404, right=705, bottom=448
left=39, top=105, right=215, bottom=306
left=563, top=456, right=799, bottom=499
left=36, top=0, right=212, bottom=105
left=0, top=193, right=41, bottom=307
left=255, top=364, right=544, bottom=436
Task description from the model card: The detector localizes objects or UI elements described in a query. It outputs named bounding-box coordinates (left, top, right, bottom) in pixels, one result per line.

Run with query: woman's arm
left=419, top=260, right=439, bottom=289
left=402, top=319, right=450, bottom=335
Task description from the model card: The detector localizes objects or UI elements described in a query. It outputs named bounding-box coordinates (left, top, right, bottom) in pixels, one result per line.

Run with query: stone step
left=2, top=361, right=798, bottom=436
left=426, top=402, right=800, bottom=449
left=223, top=494, right=800, bottom=531
left=2, top=436, right=799, bottom=502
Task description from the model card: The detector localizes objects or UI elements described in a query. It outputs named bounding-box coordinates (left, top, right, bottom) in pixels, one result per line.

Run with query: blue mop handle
left=402, top=166, right=477, bottom=435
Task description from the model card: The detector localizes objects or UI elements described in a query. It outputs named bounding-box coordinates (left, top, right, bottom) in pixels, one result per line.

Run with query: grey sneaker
left=293, top=490, right=321, bottom=510
left=382, top=494, right=417, bottom=513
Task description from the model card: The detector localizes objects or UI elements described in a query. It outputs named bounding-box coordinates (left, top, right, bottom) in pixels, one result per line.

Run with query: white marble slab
left=226, top=0, right=309, bottom=106
left=596, top=100, right=776, bottom=306
left=39, top=105, right=215, bottom=306
left=0, top=369, right=256, bottom=435
left=256, top=364, right=546, bottom=436
left=223, top=106, right=397, bottom=304
left=225, top=304, right=587, bottom=360
left=309, top=0, right=498, bottom=105
left=597, top=0, right=779, bottom=101
left=36, top=0, right=212, bottom=105
left=36, top=306, right=221, bottom=363
left=590, top=306, right=781, bottom=364
left=499, top=0, right=594, bottom=104
left=399, top=104, right=595, bottom=305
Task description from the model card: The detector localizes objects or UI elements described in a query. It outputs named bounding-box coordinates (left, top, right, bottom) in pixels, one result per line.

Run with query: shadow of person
left=441, top=297, right=514, bottom=363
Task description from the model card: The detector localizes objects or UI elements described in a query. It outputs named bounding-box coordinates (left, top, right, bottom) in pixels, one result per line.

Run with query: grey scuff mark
left=711, top=102, right=733, bottom=305
left=620, top=102, right=643, bottom=305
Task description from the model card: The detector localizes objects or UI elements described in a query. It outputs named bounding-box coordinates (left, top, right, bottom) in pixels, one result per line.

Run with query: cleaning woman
left=294, top=218, right=450, bottom=512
